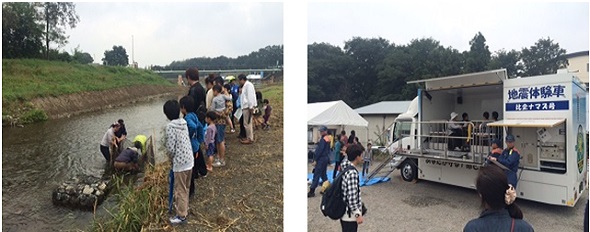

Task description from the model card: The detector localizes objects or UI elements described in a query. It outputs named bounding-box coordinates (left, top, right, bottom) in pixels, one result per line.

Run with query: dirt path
left=178, top=86, right=284, bottom=232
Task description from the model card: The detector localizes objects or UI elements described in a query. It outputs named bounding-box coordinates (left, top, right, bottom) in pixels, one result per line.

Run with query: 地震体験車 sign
left=505, top=84, right=569, bottom=112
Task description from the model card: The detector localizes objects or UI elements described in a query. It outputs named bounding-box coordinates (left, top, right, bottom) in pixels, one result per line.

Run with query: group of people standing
left=162, top=68, right=272, bottom=225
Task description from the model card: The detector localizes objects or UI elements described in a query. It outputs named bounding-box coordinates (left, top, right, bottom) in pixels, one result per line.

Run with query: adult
left=348, top=130, right=356, bottom=145
left=340, top=144, right=365, bottom=232
left=185, top=67, right=208, bottom=177
left=114, top=119, right=127, bottom=147
left=479, top=111, right=490, bottom=131
left=236, top=86, right=247, bottom=140
left=463, top=165, right=533, bottom=232
left=340, top=130, right=349, bottom=147
left=186, top=67, right=207, bottom=124
left=448, top=112, right=463, bottom=151
left=308, top=126, right=331, bottom=197
left=238, top=74, right=257, bottom=144
left=332, top=134, right=343, bottom=180
left=100, top=122, right=120, bottom=162
left=205, top=74, right=215, bottom=110
left=114, top=142, right=142, bottom=171
left=488, top=135, right=520, bottom=188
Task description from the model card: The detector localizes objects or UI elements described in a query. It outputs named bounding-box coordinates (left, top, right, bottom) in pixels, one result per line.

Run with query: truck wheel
left=400, top=160, right=418, bottom=182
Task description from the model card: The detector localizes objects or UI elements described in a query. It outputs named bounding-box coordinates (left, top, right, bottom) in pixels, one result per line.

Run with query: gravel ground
left=307, top=161, right=587, bottom=232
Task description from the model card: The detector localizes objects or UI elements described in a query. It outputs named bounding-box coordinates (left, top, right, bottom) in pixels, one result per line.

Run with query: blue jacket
left=314, top=135, right=331, bottom=162
left=498, top=148, right=520, bottom=187
left=464, top=209, right=534, bottom=232
left=184, top=112, right=204, bottom=153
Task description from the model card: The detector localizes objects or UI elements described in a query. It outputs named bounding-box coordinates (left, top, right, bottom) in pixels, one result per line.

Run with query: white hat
left=450, top=112, right=458, bottom=120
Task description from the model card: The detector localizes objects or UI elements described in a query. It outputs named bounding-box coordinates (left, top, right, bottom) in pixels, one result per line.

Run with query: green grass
left=2, top=59, right=174, bottom=125
left=2, top=59, right=173, bottom=103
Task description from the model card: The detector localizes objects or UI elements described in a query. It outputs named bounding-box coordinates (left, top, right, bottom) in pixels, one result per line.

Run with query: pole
left=132, top=35, right=135, bottom=67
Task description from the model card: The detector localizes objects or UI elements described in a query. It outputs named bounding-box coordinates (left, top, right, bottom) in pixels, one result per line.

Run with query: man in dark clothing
left=308, top=125, right=331, bottom=197
left=489, top=135, right=520, bottom=187
left=186, top=67, right=207, bottom=124
left=185, top=67, right=207, bottom=178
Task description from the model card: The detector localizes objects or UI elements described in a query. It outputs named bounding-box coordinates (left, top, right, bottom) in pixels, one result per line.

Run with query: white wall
left=360, top=114, right=398, bottom=146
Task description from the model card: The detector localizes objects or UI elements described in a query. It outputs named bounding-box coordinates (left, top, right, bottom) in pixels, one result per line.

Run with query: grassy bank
left=93, top=83, right=283, bottom=231
left=2, top=59, right=174, bottom=125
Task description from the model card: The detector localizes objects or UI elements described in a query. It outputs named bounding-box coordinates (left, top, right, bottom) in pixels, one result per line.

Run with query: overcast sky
left=61, top=2, right=283, bottom=67
left=308, top=2, right=589, bottom=54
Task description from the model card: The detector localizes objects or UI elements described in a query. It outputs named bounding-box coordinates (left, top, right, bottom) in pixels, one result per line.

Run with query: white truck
left=386, top=69, right=588, bottom=207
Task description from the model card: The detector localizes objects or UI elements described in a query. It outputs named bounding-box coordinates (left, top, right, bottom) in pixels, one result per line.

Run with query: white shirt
left=100, top=128, right=115, bottom=146
left=240, top=81, right=257, bottom=109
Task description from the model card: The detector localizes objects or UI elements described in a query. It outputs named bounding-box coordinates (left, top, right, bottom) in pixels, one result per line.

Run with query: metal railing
left=395, top=120, right=501, bottom=165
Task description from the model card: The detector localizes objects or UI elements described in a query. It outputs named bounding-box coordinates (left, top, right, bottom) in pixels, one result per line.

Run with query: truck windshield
left=393, top=120, right=412, bottom=142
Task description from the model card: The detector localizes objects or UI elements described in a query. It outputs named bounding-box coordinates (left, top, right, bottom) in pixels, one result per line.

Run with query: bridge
left=154, top=68, right=283, bottom=75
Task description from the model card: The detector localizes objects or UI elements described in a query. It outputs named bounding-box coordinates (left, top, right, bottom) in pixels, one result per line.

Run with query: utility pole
left=132, top=35, right=135, bottom=68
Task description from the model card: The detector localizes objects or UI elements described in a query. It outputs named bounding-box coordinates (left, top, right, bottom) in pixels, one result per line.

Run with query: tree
left=464, top=32, right=491, bottom=73
left=2, top=2, right=43, bottom=58
left=102, top=45, right=129, bottom=66
left=37, top=2, right=79, bottom=59
left=71, top=46, right=93, bottom=64
left=487, top=49, right=522, bottom=78
left=520, top=37, right=568, bottom=77
left=307, top=43, right=352, bottom=103
left=343, top=37, right=391, bottom=108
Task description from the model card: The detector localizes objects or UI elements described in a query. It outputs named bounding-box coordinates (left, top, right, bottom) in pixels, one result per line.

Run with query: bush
left=20, top=109, right=48, bottom=123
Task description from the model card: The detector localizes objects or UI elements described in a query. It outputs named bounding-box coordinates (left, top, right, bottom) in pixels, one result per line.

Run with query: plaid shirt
left=341, top=164, right=362, bottom=218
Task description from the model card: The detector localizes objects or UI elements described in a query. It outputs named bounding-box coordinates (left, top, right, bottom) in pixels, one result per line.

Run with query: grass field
left=2, top=59, right=174, bottom=124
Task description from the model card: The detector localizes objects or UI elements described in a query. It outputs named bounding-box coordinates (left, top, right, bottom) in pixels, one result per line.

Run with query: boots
left=307, top=189, right=316, bottom=198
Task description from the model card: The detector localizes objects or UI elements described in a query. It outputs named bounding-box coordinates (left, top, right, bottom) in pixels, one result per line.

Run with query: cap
left=506, top=135, right=516, bottom=142
left=226, top=75, right=236, bottom=81
left=450, top=112, right=458, bottom=120
left=319, top=126, right=328, bottom=132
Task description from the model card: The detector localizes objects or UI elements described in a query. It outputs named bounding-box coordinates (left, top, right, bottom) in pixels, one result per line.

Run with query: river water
left=2, top=96, right=175, bottom=231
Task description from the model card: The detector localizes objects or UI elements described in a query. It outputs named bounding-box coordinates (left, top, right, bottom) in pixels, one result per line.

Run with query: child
left=223, top=84, right=236, bottom=133
left=486, top=139, right=503, bottom=165
left=262, top=99, right=272, bottom=130
left=163, top=100, right=194, bottom=224
left=180, top=96, right=206, bottom=197
left=204, top=111, right=218, bottom=171
left=253, top=91, right=264, bottom=129
left=362, top=142, right=373, bottom=177
left=332, top=135, right=343, bottom=180
left=209, top=85, right=231, bottom=167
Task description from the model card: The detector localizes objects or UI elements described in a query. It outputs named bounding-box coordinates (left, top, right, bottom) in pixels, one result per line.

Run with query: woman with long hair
left=463, top=165, right=534, bottom=232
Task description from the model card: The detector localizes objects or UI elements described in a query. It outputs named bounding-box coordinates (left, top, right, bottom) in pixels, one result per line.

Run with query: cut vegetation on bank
left=2, top=59, right=175, bottom=125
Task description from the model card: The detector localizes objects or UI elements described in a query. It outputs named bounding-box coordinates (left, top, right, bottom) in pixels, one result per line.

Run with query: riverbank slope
left=2, top=59, right=177, bottom=125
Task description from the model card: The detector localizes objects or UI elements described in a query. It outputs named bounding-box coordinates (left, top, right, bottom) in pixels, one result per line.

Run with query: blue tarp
left=307, top=170, right=391, bottom=187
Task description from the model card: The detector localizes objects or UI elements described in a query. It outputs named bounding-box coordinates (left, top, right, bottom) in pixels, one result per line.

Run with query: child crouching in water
left=205, top=111, right=218, bottom=171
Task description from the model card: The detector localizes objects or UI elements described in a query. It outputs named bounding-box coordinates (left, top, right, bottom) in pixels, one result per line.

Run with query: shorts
left=215, top=124, right=226, bottom=143
left=206, top=143, right=216, bottom=157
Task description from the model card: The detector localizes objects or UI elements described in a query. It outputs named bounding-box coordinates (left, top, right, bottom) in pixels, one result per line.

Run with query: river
left=2, top=96, right=175, bottom=231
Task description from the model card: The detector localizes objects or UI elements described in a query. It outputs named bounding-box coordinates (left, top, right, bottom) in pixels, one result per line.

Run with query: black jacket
left=464, top=209, right=534, bottom=232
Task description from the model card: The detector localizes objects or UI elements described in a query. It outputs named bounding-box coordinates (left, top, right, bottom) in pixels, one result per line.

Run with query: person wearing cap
left=100, top=122, right=120, bottom=162
left=448, top=112, right=464, bottom=151
left=114, top=141, right=142, bottom=171
left=489, top=135, right=520, bottom=187
left=308, top=126, right=331, bottom=197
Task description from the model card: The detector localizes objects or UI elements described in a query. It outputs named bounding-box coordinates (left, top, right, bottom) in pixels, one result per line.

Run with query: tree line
left=2, top=2, right=133, bottom=66
left=308, top=32, right=569, bottom=108
left=151, top=45, right=283, bottom=71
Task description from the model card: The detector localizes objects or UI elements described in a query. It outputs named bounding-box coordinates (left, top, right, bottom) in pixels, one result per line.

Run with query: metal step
left=363, top=154, right=405, bottom=185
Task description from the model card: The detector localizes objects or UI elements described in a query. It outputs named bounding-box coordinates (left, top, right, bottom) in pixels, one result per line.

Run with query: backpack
left=320, top=165, right=356, bottom=220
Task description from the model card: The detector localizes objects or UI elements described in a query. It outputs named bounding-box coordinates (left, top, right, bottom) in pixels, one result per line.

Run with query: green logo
left=576, top=125, right=585, bottom=174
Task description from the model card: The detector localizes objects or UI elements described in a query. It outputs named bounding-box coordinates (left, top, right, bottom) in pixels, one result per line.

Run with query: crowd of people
left=309, top=122, right=541, bottom=232
left=97, top=67, right=274, bottom=225
left=161, top=68, right=272, bottom=225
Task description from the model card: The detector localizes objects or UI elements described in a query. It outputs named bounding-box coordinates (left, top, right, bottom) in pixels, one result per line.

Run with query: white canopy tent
left=308, top=100, right=369, bottom=143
